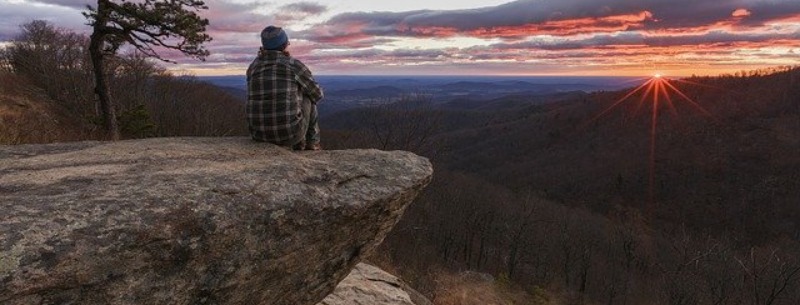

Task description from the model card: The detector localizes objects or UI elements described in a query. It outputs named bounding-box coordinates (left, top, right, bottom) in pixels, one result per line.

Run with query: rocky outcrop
left=0, top=138, right=432, bottom=305
left=318, top=263, right=432, bottom=305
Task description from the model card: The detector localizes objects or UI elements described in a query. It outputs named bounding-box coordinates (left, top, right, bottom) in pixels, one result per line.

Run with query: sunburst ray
left=658, top=80, right=679, bottom=117
left=581, top=74, right=717, bottom=210
left=662, top=80, right=717, bottom=120
left=580, top=79, right=653, bottom=129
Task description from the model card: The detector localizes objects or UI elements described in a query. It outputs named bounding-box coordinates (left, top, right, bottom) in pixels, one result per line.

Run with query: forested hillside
left=440, top=69, right=800, bottom=241
left=325, top=67, right=800, bottom=304
left=0, top=21, right=245, bottom=144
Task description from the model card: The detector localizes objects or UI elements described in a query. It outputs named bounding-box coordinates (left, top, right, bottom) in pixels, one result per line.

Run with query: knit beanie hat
left=261, top=26, right=289, bottom=50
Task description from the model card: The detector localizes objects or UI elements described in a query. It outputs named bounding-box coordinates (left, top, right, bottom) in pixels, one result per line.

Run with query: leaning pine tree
left=85, top=0, right=212, bottom=140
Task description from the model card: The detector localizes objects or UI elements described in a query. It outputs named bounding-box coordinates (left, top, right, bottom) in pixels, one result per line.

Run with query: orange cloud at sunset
left=732, top=9, right=752, bottom=18
left=463, top=11, right=654, bottom=37
left=282, top=0, right=800, bottom=76
left=6, top=0, right=798, bottom=76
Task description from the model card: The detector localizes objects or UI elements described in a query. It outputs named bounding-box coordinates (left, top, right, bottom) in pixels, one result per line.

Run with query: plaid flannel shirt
left=246, top=50, right=323, bottom=144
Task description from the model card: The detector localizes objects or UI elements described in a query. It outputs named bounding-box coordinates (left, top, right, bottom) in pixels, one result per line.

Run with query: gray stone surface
left=318, top=263, right=432, bottom=305
left=0, top=137, right=432, bottom=305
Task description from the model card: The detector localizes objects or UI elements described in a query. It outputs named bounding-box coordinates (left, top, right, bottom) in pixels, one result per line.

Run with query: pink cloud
left=275, top=2, right=328, bottom=23
left=201, top=0, right=273, bottom=33
left=300, top=0, right=800, bottom=42
left=733, top=9, right=752, bottom=18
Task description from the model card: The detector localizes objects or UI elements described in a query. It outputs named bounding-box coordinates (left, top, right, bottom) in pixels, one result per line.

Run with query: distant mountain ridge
left=328, top=86, right=406, bottom=99
left=437, top=80, right=599, bottom=92
left=200, top=75, right=633, bottom=93
left=199, top=75, right=637, bottom=116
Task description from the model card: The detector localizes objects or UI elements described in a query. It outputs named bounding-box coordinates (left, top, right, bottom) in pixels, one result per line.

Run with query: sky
left=1, top=0, right=799, bottom=76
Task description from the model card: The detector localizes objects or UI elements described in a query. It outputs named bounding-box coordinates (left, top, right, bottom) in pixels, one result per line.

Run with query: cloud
left=296, top=48, right=454, bottom=69
left=23, top=0, right=273, bottom=34
left=296, top=10, right=431, bottom=45
left=489, top=29, right=800, bottom=51
left=27, top=0, right=91, bottom=10
left=283, top=2, right=327, bottom=15
left=0, top=1, right=89, bottom=40
left=299, top=0, right=800, bottom=44
left=194, top=0, right=272, bottom=33
left=732, top=9, right=752, bottom=18
left=4, top=0, right=800, bottom=75
left=275, top=2, right=328, bottom=23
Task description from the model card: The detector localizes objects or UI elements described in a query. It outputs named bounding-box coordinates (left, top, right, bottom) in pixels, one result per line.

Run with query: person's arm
left=293, top=60, right=324, bottom=103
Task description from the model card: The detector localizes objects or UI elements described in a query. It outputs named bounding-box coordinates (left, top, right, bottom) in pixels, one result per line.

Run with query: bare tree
left=352, top=94, right=445, bottom=157
left=736, top=247, right=800, bottom=305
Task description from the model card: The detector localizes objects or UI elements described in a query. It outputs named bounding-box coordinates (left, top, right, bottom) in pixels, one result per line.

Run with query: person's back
left=246, top=26, right=323, bottom=150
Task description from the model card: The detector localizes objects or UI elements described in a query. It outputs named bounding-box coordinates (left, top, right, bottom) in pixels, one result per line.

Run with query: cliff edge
left=0, top=137, right=432, bottom=305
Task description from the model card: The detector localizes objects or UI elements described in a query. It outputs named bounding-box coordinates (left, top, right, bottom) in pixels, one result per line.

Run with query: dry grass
left=431, top=272, right=558, bottom=305
left=0, top=72, right=94, bottom=144
left=366, top=245, right=559, bottom=305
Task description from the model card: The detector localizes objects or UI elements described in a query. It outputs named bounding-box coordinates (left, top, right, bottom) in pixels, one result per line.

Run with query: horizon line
left=194, top=74, right=655, bottom=78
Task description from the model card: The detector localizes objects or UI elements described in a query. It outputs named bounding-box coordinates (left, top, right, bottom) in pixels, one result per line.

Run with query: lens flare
left=580, top=75, right=715, bottom=211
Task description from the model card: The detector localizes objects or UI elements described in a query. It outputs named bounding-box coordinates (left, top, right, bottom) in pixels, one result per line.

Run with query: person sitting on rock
left=246, top=25, right=324, bottom=150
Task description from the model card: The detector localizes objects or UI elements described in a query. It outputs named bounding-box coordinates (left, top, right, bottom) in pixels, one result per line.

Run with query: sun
left=653, top=73, right=662, bottom=79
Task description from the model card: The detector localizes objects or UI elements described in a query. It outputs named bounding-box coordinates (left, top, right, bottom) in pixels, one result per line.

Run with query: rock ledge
left=0, top=137, right=432, bottom=305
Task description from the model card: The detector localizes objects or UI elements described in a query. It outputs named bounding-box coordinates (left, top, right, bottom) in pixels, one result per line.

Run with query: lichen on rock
left=0, top=137, right=432, bottom=305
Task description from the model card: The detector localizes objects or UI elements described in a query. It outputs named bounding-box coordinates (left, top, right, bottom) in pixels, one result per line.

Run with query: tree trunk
left=89, top=0, right=119, bottom=140
left=507, top=244, right=518, bottom=277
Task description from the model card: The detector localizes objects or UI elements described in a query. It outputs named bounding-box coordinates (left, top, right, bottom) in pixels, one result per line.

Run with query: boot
left=305, top=143, right=322, bottom=151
